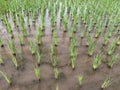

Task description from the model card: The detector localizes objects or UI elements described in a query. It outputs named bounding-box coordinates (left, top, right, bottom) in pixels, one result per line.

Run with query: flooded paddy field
left=0, top=0, right=120, bottom=90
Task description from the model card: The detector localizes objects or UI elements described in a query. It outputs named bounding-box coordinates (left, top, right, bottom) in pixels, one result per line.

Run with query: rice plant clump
left=78, top=75, right=83, bottom=86
left=88, top=42, right=95, bottom=56
left=107, top=41, right=116, bottom=55
left=93, top=53, right=102, bottom=70
left=34, top=67, right=40, bottom=81
left=108, top=54, right=119, bottom=68
left=101, top=78, right=112, bottom=89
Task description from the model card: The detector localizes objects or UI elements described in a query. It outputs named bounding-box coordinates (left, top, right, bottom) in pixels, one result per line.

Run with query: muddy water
left=0, top=9, right=120, bottom=90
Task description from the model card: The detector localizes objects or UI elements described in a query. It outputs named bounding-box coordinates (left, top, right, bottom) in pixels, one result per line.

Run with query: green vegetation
left=0, top=0, right=119, bottom=89
left=108, top=54, right=118, bottom=68
left=34, top=67, right=40, bottom=81
left=107, top=41, right=116, bottom=55
left=86, top=33, right=91, bottom=47
left=11, top=55, right=19, bottom=69
left=0, top=71, right=11, bottom=85
left=116, top=36, right=120, bottom=45
left=93, top=53, right=102, bottom=70
left=36, top=51, right=41, bottom=66
left=0, top=37, right=4, bottom=47
left=78, top=75, right=83, bottom=86
left=7, top=40, right=16, bottom=55
left=18, top=35, right=24, bottom=46
left=0, top=55, right=4, bottom=65
left=36, top=26, right=42, bottom=45
left=70, top=36, right=77, bottom=70
left=101, top=78, right=112, bottom=89
left=54, top=68, right=59, bottom=80
left=29, top=41, right=36, bottom=55
left=50, top=44, right=57, bottom=67
left=88, top=42, right=95, bottom=56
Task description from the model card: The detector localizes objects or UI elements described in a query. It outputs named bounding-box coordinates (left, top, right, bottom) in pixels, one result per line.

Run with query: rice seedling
left=86, top=21, right=92, bottom=32
left=70, top=47, right=77, bottom=58
left=6, top=21, right=13, bottom=38
left=54, top=68, right=59, bottom=80
left=70, top=36, right=77, bottom=69
left=101, top=78, right=112, bottom=89
left=18, top=35, right=24, bottom=46
left=95, top=27, right=102, bottom=38
left=56, top=83, right=59, bottom=90
left=78, top=75, right=83, bottom=86
left=50, top=16, right=56, bottom=30
left=86, top=33, right=91, bottom=46
left=62, top=16, right=68, bottom=32
left=29, top=41, right=36, bottom=55
left=60, top=4, right=65, bottom=20
left=73, top=21, right=78, bottom=33
left=74, top=15, right=79, bottom=25
left=0, top=55, right=4, bottom=65
left=36, top=26, right=42, bottom=45
left=71, top=57, right=76, bottom=70
left=11, top=11, right=17, bottom=23
left=108, top=54, right=118, bottom=68
left=50, top=42, right=57, bottom=67
left=26, top=14, right=30, bottom=27
left=50, top=44, right=55, bottom=56
left=107, top=41, right=116, bottom=55
left=21, top=23, right=27, bottom=37
left=19, top=13, right=24, bottom=24
left=108, top=26, right=114, bottom=38
left=71, top=5, right=78, bottom=21
left=18, top=13, right=27, bottom=36
left=93, top=53, right=102, bottom=70
left=7, top=40, right=16, bottom=55
left=11, top=55, right=19, bottom=69
left=50, top=54, right=57, bottom=67
left=0, top=71, right=11, bottom=85
left=95, top=19, right=102, bottom=37
left=0, top=37, right=4, bottom=47
left=34, top=66, right=40, bottom=81
left=36, top=51, right=41, bottom=66
left=116, top=36, right=120, bottom=45
left=40, top=14, right=45, bottom=30
left=70, top=37, right=76, bottom=54
left=32, top=10, right=36, bottom=22
left=88, top=42, right=95, bottom=56
left=81, top=28, right=85, bottom=38
left=53, top=30, right=58, bottom=46
left=102, top=32, right=109, bottom=46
